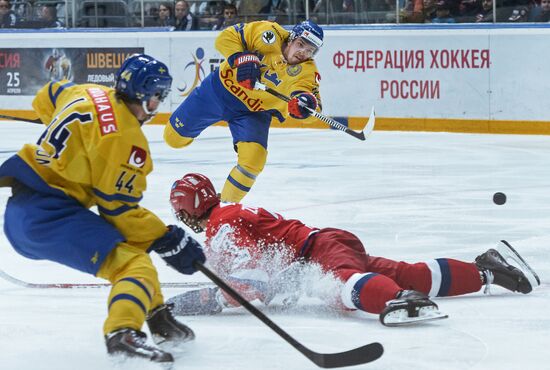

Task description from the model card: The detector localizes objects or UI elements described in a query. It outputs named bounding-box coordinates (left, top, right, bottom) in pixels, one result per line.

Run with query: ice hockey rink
left=0, top=122, right=549, bottom=370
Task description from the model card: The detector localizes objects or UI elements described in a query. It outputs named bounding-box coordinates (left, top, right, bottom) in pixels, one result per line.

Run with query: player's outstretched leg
left=147, top=303, right=196, bottom=347
left=475, top=240, right=540, bottom=294
left=105, top=328, right=174, bottom=363
left=380, top=290, right=448, bottom=327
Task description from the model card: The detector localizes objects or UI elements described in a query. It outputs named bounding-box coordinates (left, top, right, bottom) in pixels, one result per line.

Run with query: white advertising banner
left=0, top=28, right=546, bottom=123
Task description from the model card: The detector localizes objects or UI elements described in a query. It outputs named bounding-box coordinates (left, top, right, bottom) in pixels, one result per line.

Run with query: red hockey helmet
left=170, top=173, right=219, bottom=232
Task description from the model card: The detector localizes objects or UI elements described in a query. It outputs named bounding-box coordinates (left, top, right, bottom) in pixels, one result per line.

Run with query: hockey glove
left=150, top=225, right=206, bottom=275
left=288, top=91, right=318, bottom=119
left=228, top=51, right=261, bottom=90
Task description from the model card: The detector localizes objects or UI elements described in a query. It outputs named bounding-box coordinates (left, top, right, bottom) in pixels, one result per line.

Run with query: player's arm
left=32, top=80, right=76, bottom=125
left=286, top=65, right=322, bottom=124
left=215, top=22, right=264, bottom=90
left=214, top=22, right=248, bottom=57
left=89, top=136, right=168, bottom=249
left=90, top=136, right=205, bottom=273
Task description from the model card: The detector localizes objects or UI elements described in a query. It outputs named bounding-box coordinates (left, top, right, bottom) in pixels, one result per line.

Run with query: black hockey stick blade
left=195, top=262, right=384, bottom=368
left=0, top=113, right=42, bottom=124
left=307, top=342, right=384, bottom=368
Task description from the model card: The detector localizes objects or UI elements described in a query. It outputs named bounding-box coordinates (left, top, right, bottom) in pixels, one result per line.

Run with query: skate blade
left=382, top=306, right=449, bottom=327
left=498, top=240, right=541, bottom=289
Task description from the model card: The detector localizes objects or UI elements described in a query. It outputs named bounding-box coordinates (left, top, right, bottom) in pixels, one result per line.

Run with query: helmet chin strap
left=141, top=99, right=159, bottom=124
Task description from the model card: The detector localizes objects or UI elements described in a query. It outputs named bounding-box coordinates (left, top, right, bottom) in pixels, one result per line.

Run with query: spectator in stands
left=431, top=0, right=456, bottom=22
left=508, top=6, right=530, bottom=22
left=38, top=4, right=63, bottom=28
left=400, top=0, right=425, bottom=23
left=530, top=0, right=550, bottom=21
left=422, top=0, right=438, bottom=21
left=18, top=3, right=63, bottom=28
left=0, top=0, right=17, bottom=28
left=457, top=0, right=482, bottom=22
left=213, top=3, right=239, bottom=30
left=157, top=2, right=175, bottom=27
left=237, top=0, right=266, bottom=22
left=475, top=0, right=493, bottom=22
left=174, top=0, right=199, bottom=30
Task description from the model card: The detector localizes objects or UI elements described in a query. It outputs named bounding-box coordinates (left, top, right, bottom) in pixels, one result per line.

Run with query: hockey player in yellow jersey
left=0, top=54, right=206, bottom=365
left=165, top=20, right=324, bottom=202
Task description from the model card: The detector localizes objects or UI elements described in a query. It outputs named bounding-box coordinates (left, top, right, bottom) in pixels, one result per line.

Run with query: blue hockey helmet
left=115, top=54, right=172, bottom=105
left=289, top=20, right=324, bottom=55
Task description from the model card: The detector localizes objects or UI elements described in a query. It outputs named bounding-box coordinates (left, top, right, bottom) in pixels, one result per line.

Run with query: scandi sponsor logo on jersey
left=262, top=31, right=276, bottom=45
left=86, top=87, right=117, bottom=136
left=128, top=146, right=147, bottom=168
left=220, top=69, right=265, bottom=112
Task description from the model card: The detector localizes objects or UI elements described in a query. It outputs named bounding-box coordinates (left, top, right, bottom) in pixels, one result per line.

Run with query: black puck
left=493, top=192, right=506, bottom=205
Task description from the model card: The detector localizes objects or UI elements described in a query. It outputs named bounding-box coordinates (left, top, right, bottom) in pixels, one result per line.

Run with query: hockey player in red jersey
left=167, top=173, right=540, bottom=326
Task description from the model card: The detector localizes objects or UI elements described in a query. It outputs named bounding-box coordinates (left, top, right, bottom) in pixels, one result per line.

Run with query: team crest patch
left=286, top=65, right=302, bottom=77
left=315, top=72, right=321, bottom=84
left=262, top=30, right=276, bottom=44
left=128, top=146, right=147, bottom=168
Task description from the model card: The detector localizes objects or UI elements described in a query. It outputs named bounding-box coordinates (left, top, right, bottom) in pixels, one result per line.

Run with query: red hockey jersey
left=204, top=203, right=318, bottom=277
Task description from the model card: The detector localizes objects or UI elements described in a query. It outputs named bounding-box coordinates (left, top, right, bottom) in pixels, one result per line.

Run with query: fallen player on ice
left=166, top=173, right=540, bottom=326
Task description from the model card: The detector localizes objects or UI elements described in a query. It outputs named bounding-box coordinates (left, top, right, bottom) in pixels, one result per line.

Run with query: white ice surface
left=0, top=122, right=549, bottom=370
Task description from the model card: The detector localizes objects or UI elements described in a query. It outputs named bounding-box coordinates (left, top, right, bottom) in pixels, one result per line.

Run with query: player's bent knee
left=236, top=142, right=268, bottom=174
left=97, top=244, right=159, bottom=294
left=163, top=123, right=194, bottom=148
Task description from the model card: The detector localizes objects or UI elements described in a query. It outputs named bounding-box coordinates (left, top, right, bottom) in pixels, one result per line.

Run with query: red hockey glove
left=228, top=51, right=261, bottom=90
left=288, top=91, right=318, bottom=119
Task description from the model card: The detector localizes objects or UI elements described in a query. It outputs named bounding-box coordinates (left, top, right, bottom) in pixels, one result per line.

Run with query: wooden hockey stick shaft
left=0, top=113, right=42, bottom=124
left=254, top=82, right=375, bottom=141
left=0, top=268, right=212, bottom=289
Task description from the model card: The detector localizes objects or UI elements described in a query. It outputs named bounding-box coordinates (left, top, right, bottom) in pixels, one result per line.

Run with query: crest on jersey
left=315, top=72, right=321, bottom=84
left=128, top=146, right=147, bottom=168
left=286, top=65, right=302, bottom=77
left=262, top=31, right=276, bottom=45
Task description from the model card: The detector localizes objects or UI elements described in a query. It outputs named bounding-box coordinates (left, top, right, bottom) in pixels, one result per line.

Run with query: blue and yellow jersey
left=6, top=80, right=166, bottom=249
left=215, top=21, right=322, bottom=123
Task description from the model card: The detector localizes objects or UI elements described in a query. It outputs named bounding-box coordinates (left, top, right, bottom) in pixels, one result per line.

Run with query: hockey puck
left=493, top=192, right=506, bottom=205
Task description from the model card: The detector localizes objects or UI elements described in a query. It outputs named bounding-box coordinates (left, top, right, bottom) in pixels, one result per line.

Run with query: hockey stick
left=254, top=82, right=375, bottom=141
left=0, top=113, right=42, bottom=124
left=0, top=268, right=212, bottom=289
left=195, top=261, right=384, bottom=368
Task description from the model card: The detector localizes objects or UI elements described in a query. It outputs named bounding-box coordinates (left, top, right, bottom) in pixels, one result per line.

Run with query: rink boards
left=0, top=25, right=548, bottom=134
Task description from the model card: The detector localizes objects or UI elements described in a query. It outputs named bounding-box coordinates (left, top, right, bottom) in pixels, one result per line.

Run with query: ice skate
left=475, top=240, right=540, bottom=294
left=147, top=303, right=196, bottom=347
left=105, top=328, right=173, bottom=364
left=380, top=290, right=448, bottom=327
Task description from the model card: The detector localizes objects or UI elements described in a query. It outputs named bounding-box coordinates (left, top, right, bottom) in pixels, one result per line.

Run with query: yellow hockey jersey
left=12, top=80, right=166, bottom=249
left=215, top=21, right=322, bottom=124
